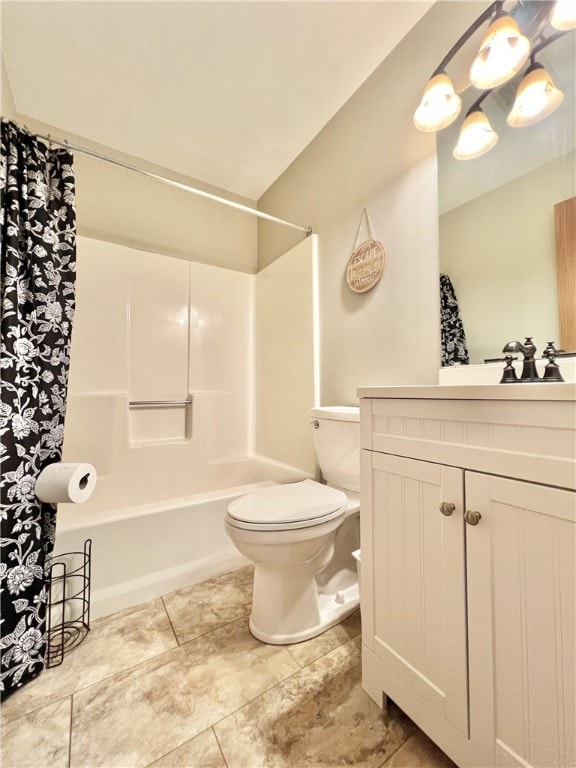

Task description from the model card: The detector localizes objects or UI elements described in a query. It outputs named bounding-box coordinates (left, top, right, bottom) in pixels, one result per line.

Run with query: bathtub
left=54, top=457, right=309, bottom=620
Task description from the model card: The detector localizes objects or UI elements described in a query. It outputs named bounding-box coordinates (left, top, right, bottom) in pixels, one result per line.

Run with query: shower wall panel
left=62, top=236, right=253, bottom=512
left=129, top=250, right=190, bottom=403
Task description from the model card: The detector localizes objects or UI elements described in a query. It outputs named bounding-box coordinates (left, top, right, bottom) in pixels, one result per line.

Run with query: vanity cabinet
left=358, top=386, right=575, bottom=768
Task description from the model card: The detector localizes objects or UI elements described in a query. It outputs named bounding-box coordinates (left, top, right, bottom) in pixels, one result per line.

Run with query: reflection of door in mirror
left=555, top=196, right=576, bottom=351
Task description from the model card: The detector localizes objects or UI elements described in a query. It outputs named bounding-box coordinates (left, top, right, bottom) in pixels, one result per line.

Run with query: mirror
left=438, top=26, right=575, bottom=365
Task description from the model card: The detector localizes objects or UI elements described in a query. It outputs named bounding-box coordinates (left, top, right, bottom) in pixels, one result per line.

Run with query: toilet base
left=243, top=512, right=361, bottom=645
left=249, top=581, right=359, bottom=645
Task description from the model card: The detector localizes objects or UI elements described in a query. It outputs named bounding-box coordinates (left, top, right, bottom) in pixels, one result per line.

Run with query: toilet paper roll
left=35, top=462, right=97, bottom=504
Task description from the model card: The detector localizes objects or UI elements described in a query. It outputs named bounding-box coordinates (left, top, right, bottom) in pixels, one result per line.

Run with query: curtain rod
left=35, top=132, right=313, bottom=236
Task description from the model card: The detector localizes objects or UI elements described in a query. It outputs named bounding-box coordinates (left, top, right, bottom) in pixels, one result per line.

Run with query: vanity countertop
left=357, top=383, right=576, bottom=401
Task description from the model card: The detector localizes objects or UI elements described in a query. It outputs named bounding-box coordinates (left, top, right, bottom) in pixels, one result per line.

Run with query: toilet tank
left=311, top=406, right=360, bottom=493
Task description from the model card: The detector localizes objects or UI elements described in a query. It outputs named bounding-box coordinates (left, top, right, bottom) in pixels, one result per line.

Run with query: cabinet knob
left=465, top=509, right=482, bottom=526
left=439, top=502, right=455, bottom=516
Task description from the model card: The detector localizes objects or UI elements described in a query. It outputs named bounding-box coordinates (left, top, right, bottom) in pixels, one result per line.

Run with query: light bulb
left=551, top=0, right=576, bottom=30
left=507, top=64, right=565, bottom=127
left=470, top=13, right=531, bottom=89
left=453, top=108, right=498, bottom=160
left=413, top=73, right=462, bottom=132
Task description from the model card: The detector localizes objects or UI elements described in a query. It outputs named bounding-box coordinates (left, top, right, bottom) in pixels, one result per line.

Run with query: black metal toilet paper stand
left=47, top=538, right=92, bottom=668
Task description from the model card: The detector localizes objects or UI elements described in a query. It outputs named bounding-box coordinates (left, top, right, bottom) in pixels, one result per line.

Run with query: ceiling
left=1, top=1, right=433, bottom=200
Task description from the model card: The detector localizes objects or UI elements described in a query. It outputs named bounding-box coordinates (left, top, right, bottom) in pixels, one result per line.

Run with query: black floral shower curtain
left=0, top=119, right=76, bottom=699
left=440, top=273, right=469, bottom=366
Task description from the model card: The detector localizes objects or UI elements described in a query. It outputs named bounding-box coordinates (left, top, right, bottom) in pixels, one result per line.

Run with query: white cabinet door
left=366, top=451, right=468, bottom=737
left=466, top=473, right=576, bottom=768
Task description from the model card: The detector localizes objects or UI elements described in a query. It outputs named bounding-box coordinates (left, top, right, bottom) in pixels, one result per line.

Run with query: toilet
left=225, top=406, right=360, bottom=644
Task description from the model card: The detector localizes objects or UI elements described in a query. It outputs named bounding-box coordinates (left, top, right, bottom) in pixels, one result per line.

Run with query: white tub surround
left=55, top=458, right=308, bottom=620
left=62, top=236, right=318, bottom=512
left=358, top=384, right=575, bottom=768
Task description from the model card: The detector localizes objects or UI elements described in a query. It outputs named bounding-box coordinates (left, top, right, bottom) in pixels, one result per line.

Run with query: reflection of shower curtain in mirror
left=0, top=120, right=76, bottom=699
left=440, top=273, right=469, bottom=366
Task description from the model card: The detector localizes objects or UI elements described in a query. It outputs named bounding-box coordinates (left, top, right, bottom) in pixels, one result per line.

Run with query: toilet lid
left=227, top=479, right=346, bottom=530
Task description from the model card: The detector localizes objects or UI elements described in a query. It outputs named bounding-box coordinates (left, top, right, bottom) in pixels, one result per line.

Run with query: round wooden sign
left=346, top=239, right=386, bottom=293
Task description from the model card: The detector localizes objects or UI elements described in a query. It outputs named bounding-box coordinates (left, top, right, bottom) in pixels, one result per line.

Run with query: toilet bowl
left=225, top=406, right=360, bottom=644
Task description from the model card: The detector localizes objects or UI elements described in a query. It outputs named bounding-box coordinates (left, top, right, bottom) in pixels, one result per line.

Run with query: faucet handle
left=500, top=355, right=519, bottom=384
left=542, top=342, right=565, bottom=382
left=542, top=341, right=558, bottom=360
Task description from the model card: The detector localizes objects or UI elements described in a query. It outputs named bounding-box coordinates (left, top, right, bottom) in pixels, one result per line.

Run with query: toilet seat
left=226, top=479, right=346, bottom=531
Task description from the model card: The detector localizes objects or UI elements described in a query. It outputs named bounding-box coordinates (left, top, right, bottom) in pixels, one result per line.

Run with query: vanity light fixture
left=453, top=106, right=499, bottom=159
left=550, top=0, right=576, bottom=30
left=507, top=60, right=565, bottom=126
left=414, top=0, right=572, bottom=159
left=469, top=9, right=531, bottom=89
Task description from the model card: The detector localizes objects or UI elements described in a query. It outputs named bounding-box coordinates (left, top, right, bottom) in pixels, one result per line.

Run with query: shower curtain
left=0, top=119, right=76, bottom=699
left=440, top=273, right=469, bottom=366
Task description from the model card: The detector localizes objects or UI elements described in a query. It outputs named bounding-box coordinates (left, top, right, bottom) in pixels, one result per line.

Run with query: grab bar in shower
left=129, top=399, right=192, bottom=407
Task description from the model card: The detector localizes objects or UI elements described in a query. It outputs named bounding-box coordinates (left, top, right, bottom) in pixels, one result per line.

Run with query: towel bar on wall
left=128, top=399, right=192, bottom=407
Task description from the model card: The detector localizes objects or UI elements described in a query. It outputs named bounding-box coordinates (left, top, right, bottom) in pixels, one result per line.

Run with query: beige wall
left=255, top=236, right=317, bottom=474
left=255, top=5, right=479, bottom=403
left=1, top=58, right=258, bottom=273
left=266, top=154, right=440, bottom=407
left=440, top=153, right=576, bottom=364
left=1, top=56, right=17, bottom=116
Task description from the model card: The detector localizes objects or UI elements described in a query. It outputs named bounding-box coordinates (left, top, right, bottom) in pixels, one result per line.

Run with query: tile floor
left=1, top=567, right=456, bottom=768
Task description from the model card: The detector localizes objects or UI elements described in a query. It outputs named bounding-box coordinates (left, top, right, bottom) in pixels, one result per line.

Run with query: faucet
left=501, top=337, right=540, bottom=382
